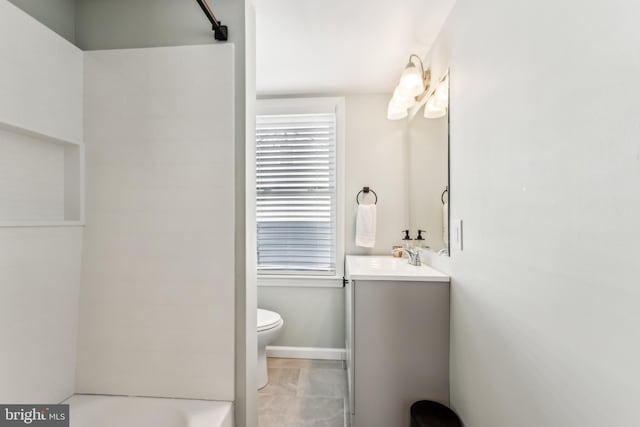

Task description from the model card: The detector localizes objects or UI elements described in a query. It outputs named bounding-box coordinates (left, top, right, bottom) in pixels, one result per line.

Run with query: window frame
left=255, top=97, right=345, bottom=288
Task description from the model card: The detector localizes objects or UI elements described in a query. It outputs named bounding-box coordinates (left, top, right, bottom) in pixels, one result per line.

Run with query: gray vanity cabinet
left=345, top=257, right=450, bottom=427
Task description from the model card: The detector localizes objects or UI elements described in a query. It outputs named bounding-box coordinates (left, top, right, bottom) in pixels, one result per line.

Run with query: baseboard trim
left=266, top=346, right=346, bottom=361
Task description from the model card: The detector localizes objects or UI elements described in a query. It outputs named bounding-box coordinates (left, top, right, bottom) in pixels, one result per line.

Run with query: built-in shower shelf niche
left=0, top=120, right=84, bottom=227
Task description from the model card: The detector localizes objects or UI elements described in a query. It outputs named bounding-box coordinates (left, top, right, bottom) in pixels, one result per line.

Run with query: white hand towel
left=355, top=204, right=377, bottom=248
left=442, top=202, right=449, bottom=248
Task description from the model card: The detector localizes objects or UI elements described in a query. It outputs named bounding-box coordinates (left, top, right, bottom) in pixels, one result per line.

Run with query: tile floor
left=258, top=358, right=349, bottom=427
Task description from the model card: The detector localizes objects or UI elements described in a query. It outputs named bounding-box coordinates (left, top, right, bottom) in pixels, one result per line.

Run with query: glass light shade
left=433, top=79, right=449, bottom=106
left=392, top=87, right=415, bottom=109
left=430, top=94, right=447, bottom=110
left=387, top=98, right=408, bottom=120
left=424, top=96, right=447, bottom=119
left=397, top=63, right=424, bottom=98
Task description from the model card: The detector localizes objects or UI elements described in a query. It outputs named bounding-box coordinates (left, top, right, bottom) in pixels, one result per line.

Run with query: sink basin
left=345, top=255, right=450, bottom=282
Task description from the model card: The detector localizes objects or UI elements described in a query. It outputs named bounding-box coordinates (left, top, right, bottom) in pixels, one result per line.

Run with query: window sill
left=257, top=274, right=344, bottom=288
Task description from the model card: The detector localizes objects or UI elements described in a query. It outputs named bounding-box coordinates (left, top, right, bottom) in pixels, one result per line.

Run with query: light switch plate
left=452, top=218, right=463, bottom=250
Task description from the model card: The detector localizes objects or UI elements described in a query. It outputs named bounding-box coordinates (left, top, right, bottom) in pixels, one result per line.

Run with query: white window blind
left=256, top=112, right=337, bottom=275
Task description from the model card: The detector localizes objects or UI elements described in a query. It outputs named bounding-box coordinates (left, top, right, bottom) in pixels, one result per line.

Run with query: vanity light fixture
left=423, top=72, right=449, bottom=119
left=387, top=55, right=450, bottom=120
left=387, top=54, right=431, bottom=120
left=424, top=97, right=446, bottom=118
left=387, top=100, right=409, bottom=120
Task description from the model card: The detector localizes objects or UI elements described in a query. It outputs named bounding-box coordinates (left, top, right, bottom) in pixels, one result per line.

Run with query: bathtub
left=64, top=395, right=233, bottom=427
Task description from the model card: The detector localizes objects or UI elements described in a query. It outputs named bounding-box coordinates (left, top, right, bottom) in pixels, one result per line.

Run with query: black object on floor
left=410, top=400, right=461, bottom=427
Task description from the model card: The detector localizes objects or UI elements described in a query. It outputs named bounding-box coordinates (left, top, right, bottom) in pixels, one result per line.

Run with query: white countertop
left=345, top=255, right=450, bottom=282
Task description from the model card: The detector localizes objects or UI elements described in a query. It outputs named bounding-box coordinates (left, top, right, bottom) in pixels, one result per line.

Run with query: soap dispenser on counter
left=402, top=229, right=413, bottom=250
left=414, top=229, right=429, bottom=249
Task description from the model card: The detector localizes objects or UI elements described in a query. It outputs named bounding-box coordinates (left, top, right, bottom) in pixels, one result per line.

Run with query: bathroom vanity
left=345, top=255, right=450, bottom=427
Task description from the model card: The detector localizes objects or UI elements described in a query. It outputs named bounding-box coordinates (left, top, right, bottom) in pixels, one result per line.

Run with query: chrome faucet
left=392, top=248, right=421, bottom=266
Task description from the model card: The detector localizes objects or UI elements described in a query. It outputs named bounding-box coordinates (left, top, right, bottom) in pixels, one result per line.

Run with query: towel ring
left=441, top=186, right=448, bottom=205
left=356, top=187, right=378, bottom=205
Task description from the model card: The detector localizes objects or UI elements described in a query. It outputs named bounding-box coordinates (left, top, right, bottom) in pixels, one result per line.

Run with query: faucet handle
left=416, top=229, right=426, bottom=240
left=407, top=249, right=421, bottom=266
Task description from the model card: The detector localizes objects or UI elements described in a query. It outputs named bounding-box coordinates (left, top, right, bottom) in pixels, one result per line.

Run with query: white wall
left=427, top=1, right=640, bottom=425
left=73, top=2, right=253, bottom=422
left=0, top=228, right=83, bottom=403
left=0, top=0, right=83, bottom=403
left=77, top=45, right=235, bottom=401
left=0, top=130, right=65, bottom=221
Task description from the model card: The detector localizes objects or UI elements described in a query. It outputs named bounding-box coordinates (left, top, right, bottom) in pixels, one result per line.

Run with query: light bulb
left=392, top=87, right=415, bottom=109
left=397, top=63, right=424, bottom=98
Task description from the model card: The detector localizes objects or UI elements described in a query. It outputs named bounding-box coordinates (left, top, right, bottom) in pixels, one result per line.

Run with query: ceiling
left=255, top=0, right=456, bottom=96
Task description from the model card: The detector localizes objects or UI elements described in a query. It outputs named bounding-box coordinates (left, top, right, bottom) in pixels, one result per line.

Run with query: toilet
left=257, top=308, right=284, bottom=389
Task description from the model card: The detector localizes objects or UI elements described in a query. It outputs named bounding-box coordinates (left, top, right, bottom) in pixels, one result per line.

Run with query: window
left=256, top=98, right=343, bottom=277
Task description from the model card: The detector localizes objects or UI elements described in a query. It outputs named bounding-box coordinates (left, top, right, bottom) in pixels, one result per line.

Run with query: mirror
left=407, top=70, right=450, bottom=254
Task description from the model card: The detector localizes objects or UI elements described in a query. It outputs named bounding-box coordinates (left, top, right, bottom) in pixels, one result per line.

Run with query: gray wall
left=74, top=0, right=241, bottom=50
left=7, top=0, right=244, bottom=49
left=429, top=0, right=640, bottom=426
left=259, top=287, right=345, bottom=348
left=8, top=0, right=76, bottom=43
left=344, top=94, right=410, bottom=256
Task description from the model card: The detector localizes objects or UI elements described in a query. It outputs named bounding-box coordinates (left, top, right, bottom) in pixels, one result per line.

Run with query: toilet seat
left=257, top=309, right=283, bottom=332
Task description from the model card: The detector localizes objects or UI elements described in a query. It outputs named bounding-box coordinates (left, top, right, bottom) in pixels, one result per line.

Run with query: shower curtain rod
left=196, top=0, right=228, bottom=41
